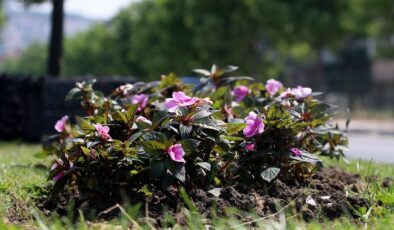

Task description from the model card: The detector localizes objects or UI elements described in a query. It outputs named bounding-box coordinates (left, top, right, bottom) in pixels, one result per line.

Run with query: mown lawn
left=0, top=142, right=393, bottom=229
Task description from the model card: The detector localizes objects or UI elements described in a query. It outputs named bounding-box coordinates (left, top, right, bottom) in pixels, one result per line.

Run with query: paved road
left=347, top=133, right=394, bottom=163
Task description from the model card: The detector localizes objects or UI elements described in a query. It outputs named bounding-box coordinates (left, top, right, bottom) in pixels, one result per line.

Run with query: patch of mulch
left=381, top=177, right=393, bottom=188
left=6, top=193, right=31, bottom=224
left=37, top=167, right=383, bottom=226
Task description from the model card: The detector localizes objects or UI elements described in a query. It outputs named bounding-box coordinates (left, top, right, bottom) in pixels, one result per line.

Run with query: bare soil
left=37, top=167, right=374, bottom=227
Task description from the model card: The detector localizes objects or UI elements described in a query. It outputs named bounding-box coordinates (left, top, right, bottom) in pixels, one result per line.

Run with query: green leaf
left=310, top=126, right=329, bottom=134
left=113, top=111, right=128, bottom=124
left=86, top=141, right=100, bottom=148
left=179, top=124, right=192, bottom=139
left=75, top=116, right=94, bottom=130
left=142, top=131, right=168, bottom=143
left=180, top=139, right=200, bottom=155
left=194, top=119, right=221, bottom=131
left=290, top=152, right=323, bottom=165
left=192, top=68, right=211, bottom=76
left=80, top=146, right=90, bottom=155
left=210, top=87, right=228, bottom=101
left=175, top=107, right=188, bottom=117
left=151, top=161, right=165, bottom=178
left=266, top=106, right=276, bottom=119
left=65, top=88, right=81, bottom=101
left=65, top=138, right=85, bottom=145
left=225, top=123, right=246, bottom=135
left=128, top=131, right=143, bottom=143
left=220, top=135, right=244, bottom=141
left=161, top=174, right=174, bottom=189
left=138, top=185, right=153, bottom=197
left=165, top=160, right=185, bottom=183
left=152, top=110, right=170, bottom=128
left=136, top=121, right=151, bottom=130
left=222, top=65, right=238, bottom=73
left=126, top=104, right=139, bottom=121
left=173, top=165, right=186, bottom=183
left=191, top=110, right=212, bottom=121
left=260, top=167, right=280, bottom=182
left=196, top=162, right=211, bottom=171
left=142, top=141, right=166, bottom=152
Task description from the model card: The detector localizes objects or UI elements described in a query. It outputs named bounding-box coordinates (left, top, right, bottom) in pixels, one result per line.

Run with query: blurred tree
left=64, top=25, right=122, bottom=76
left=0, top=43, right=47, bottom=75
left=21, top=0, right=64, bottom=77
left=62, top=0, right=355, bottom=80
left=0, top=0, right=5, bottom=26
left=6, top=0, right=394, bottom=81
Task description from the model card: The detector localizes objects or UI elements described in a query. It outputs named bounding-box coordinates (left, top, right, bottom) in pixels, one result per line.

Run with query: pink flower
left=292, top=86, right=312, bottom=99
left=243, top=112, right=265, bottom=138
left=164, top=91, right=199, bottom=112
left=168, top=144, right=186, bottom=163
left=117, top=84, right=134, bottom=96
left=280, top=88, right=293, bottom=98
left=280, top=86, right=312, bottom=99
left=265, top=79, right=283, bottom=96
left=232, top=86, right=249, bottom=102
left=136, top=116, right=152, bottom=125
left=51, top=163, right=59, bottom=171
left=131, top=94, right=149, bottom=111
left=95, top=124, right=111, bottom=140
left=290, top=148, right=302, bottom=157
left=224, top=104, right=234, bottom=119
left=51, top=162, right=64, bottom=181
left=245, top=143, right=256, bottom=151
left=53, top=172, right=64, bottom=181
left=54, top=115, right=68, bottom=133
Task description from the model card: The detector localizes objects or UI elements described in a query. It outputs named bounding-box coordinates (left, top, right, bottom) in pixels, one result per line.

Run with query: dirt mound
left=38, top=167, right=373, bottom=226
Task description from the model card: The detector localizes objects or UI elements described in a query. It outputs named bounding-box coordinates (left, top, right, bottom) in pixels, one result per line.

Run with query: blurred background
left=0, top=0, right=392, bottom=161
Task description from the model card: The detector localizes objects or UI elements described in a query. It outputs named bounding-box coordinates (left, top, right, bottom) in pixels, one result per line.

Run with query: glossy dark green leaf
left=152, top=110, right=170, bottom=128
left=180, top=139, right=200, bottom=155
left=290, top=152, right=322, bottom=165
left=65, top=88, right=81, bottom=101
left=179, top=124, right=192, bottom=139
left=173, top=165, right=186, bottom=183
left=126, top=104, right=139, bottom=121
left=191, top=110, right=212, bottom=121
left=142, top=141, right=166, bottom=152
left=136, top=121, right=151, bottom=130
left=128, top=131, right=143, bottom=143
left=75, top=116, right=94, bottom=130
left=113, top=111, right=128, bottom=124
left=87, top=141, right=100, bottom=148
left=151, top=161, right=165, bottom=178
left=225, top=123, right=246, bottom=135
left=196, top=162, right=211, bottom=171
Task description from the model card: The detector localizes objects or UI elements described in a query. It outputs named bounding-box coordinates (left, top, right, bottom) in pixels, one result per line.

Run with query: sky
left=27, top=0, right=138, bottom=20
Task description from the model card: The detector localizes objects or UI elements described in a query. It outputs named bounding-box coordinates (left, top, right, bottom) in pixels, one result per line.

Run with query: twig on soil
left=229, top=188, right=310, bottom=229
left=97, top=203, right=141, bottom=229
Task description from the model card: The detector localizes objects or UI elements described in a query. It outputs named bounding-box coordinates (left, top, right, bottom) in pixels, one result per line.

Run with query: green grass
left=0, top=142, right=393, bottom=229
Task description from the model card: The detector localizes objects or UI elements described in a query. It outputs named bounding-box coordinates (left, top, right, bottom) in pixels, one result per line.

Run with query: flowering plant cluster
left=43, top=65, right=348, bottom=200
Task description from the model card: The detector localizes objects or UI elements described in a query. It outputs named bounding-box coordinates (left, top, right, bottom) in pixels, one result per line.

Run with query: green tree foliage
left=20, top=0, right=65, bottom=76
left=64, top=0, right=355, bottom=79
left=3, top=0, right=394, bottom=79
left=0, top=43, right=47, bottom=75
left=64, top=25, right=121, bottom=76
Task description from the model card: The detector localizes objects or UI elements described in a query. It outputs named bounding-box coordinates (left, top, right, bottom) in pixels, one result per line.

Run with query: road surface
left=347, top=133, right=394, bottom=163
